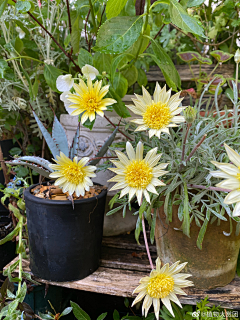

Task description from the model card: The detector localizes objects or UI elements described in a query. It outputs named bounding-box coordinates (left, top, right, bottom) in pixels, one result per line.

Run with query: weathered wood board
left=146, top=65, right=235, bottom=82
left=4, top=233, right=240, bottom=310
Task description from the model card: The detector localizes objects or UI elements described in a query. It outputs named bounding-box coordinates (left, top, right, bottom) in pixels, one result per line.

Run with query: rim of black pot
left=24, top=182, right=107, bottom=206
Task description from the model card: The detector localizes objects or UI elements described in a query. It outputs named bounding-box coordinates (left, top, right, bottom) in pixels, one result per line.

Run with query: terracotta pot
left=155, top=201, right=240, bottom=289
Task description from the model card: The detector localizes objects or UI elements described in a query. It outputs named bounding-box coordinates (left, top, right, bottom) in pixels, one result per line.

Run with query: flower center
left=62, top=163, right=84, bottom=185
left=85, top=95, right=99, bottom=112
left=147, top=274, right=174, bottom=299
left=143, top=103, right=171, bottom=130
left=124, top=160, right=153, bottom=189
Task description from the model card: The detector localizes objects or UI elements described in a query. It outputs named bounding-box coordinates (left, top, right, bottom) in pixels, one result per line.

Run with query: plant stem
left=88, top=0, right=97, bottom=32
left=185, top=134, right=207, bottom=163
left=187, top=184, right=231, bottom=193
left=181, top=123, right=191, bottom=161
left=179, top=134, right=207, bottom=171
left=142, top=215, right=154, bottom=270
left=11, top=0, right=81, bottom=73
left=17, top=216, right=23, bottom=295
left=0, top=145, right=10, bottom=185
left=6, top=56, right=43, bottom=64
left=104, top=115, right=133, bottom=141
left=66, top=0, right=72, bottom=35
left=188, top=63, right=198, bottom=88
left=209, top=62, right=219, bottom=77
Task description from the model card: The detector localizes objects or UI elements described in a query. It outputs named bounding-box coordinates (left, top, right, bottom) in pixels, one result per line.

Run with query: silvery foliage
left=112, top=80, right=240, bottom=248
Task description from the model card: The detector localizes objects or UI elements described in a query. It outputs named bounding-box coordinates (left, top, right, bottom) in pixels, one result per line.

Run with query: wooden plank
left=4, top=257, right=240, bottom=310
left=146, top=65, right=235, bottom=82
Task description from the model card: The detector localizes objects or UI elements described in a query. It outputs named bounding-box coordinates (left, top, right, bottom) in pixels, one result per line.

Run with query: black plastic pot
left=24, top=183, right=107, bottom=282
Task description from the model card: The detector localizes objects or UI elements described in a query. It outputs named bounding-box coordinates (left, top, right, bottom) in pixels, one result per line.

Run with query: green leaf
left=135, top=215, right=142, bottom=245
left=127, top=24, right=151, bottom=57
left=14, top=38, right=24, bottom=54
left=9, top=147, right=22, bottom=156
left=32, top=75, right=39, bottom=98
left=60, top=307, right=73, bottom=316
left=110, top=53, right=134, bottom=82
left=169, top=0, right=205, bottom=37
left=122, top=65, right=138, bottom=87
left=95, top=16, right=143, bottom=54
left=181, top=182, right=190, bottom=237
left=78, top=48, right=93, bottom=68
left=15, top=1, right=31, bottom=13
left=9, top=203, right=24, bottom=220
left=106, top=205, right=124, bottom=216
left=108, top=87, right=131, bottom=118
left=44, top=65, right=62, bottom=92
left=0, top=59, right=8, bottom=78
left=0, top=0, right=8, bottom=18
left=148, top=39, right=181, bottom=91
left=187, top=0, right=205, bottom=7
left=177, top=51, right=201, bottom=63
left=106, top=0, right=128, bottom=19
left=113, top=310, right=120, bottom=320
left=71, top=17, right=81, bottom=54
left=210, top=50, right=234, bottom=63
left=38, top=313, right=53, bottom=320
left=97, top=313, right=108, bottom=320
left=16, top=282, right=27, bottom=303
left=137, top=68, right=148, bottom=87
left=196, top=214, right=209, bottom=250
left=93, top=52, right=112, bottom=74
left=82, top=118, right=95, bottom=130
left=15, top=166, right=29, bottom=178
left=113, top=72, right=128, bottom=98
left=7, top=299, right=19, bottom=314
left=20, top=65, right=33, bottom=100
left=0, top=224, right=20, bottom=245
left=70, top=301, right=91, bottom=320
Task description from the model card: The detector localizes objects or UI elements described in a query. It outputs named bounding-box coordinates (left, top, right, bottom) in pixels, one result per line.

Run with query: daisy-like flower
left=56, top=74, right=74, bottom=92
left=82, top=64, right=99, bottom=80
left=49, top=152, right=96, bottom=197
left=128, top=83, right=185, bottom=138
left=132, top=258, right=193, bottom=319
left=67, top=78, right=117, bottom=124
left=108, top=141, right=168, bottom=205
left=211, top=143, right=240, bottom=217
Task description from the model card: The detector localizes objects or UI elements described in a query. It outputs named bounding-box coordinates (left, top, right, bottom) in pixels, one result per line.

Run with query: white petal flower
left=128, top=83, right=185, bottom=139
left=60, top=91, right=77, bottom=115
left=211, top=143, right=240, bottom=216
left=108, top=141, right=168, bottom=205
left=82, top=64, right=99, bottom=81
left=132, top=258, right=193, bottom=319
left=56, top=74, right=74, bottom=92
left=16, top=26, right=25, bottom=39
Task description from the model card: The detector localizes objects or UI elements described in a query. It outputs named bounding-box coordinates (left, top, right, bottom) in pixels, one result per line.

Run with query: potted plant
left=106, top=49, right=240, bottom=292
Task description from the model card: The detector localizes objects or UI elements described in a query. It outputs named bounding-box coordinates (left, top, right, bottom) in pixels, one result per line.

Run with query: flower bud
left=183, top=106, right=197, bottom=124
left=102, top=71, right=107, bottom=76
left=235, top=49, right=240, bottom=64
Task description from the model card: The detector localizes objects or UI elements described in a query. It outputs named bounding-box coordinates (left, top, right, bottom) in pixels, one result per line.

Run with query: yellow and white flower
left=49, top=152, right=96, bottom=197
left=82, top=64, right=99, bottom=80
left=132, top=258, right=193, bottom=319
left=211, top=143, right=240, bottom=217
left=56, top=74, right=74, bottom=92
left=67, top=78, right=117, bottom=124
left=128, top=83, right=185, bottom=138
left=108, top=141, right=168, bottom=205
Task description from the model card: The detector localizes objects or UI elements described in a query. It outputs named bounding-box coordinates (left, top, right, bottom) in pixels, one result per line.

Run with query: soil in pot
left=25, top=183, right=107, bottom=282
left=155, top=203, right=240, bottom=290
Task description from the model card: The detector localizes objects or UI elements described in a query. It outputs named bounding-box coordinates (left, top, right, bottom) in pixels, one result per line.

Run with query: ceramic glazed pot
left=24, top=183, right=107, bottom=282
left=155, top=201, right=240, bottom=290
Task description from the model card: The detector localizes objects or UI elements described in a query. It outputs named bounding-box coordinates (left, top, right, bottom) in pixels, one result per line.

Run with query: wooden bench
left=4, top=233, right=240, bottom=310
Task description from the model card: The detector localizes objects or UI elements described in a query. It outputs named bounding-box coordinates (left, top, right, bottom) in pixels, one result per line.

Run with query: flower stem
left=187, top=184, right=231, bottom=193
left=188, top=63, right=198, bottom=88
left=181, top=123, right=191, bottom=161
left=104, top=115, right=133, bottom=141
left=142, top=215, right=154, bottom=270
left=17, top=216, right=23, bottom=295
left=209, top=62, right=219, bottom=77
left=6, top=56, right=43, bottom=64
left=179, top=134, right=207, bottom=171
